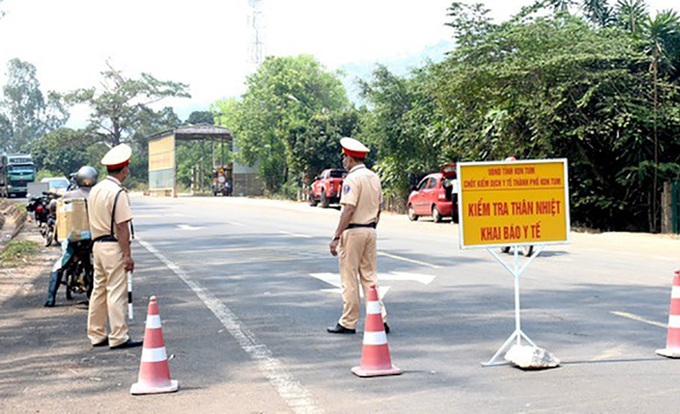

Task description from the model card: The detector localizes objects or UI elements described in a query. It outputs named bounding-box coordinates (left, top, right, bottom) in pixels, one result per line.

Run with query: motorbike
left=26, top=193, right=51, bottom=228
left=42, top=194, right=59, bottom=247
left=62, top=239, right=94, bottom=300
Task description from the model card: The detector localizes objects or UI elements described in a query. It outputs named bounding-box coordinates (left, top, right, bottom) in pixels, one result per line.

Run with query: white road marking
left=226, top=221, right=246, bottom=226
left=138, top=238, right=323, bottom=414
left=279, top=231, right=312, bottom=238
left=309, top=272, right=394, bottom=299
left=381, top=271, right=436, bottom=285
left=378, top=251, right=442, bottom=268
left=177, top=224, right=203, bottom=230
left=610, top=311, right=666, bottom=328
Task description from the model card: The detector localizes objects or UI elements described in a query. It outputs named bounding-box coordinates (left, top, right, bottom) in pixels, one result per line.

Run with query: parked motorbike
left=26, top=194, right=50, bottom=228
left=62, top=240, right=93, bottom=300
left=42, top=193, right=60, bottom=247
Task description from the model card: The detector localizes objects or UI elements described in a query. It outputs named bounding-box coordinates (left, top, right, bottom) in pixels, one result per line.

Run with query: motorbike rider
left=44, top=166, right=98, bottom=307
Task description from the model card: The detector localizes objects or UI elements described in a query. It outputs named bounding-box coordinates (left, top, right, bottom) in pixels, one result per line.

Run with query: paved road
left=1, top=195, right=679, bottom=413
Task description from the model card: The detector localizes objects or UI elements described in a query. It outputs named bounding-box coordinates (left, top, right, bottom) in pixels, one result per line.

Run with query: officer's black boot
left=44, top=271, right=62, bottom=307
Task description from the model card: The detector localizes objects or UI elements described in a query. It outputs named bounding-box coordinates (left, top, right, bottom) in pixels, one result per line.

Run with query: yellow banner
left=458, top=159, right=570, bottom=248
left=148, top=135, right=175, bottom=171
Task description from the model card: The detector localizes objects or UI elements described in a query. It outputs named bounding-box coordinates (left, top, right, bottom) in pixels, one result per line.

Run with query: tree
left=64, top=61, right=190, bottom=147
left=581, top=0, right=615, bottom=27
left=30, top=128, right=97, bottom=176
left=184, top=110, right=214, bottom=125
left=431, top=8, right=680, bottom=231
left=640, top=9, right=680, bottom=231
left=0, top=59, right=68, bottom=152
left=614, top=0, right=648, bottom=34
left=217, top=55, right=351, bottom=193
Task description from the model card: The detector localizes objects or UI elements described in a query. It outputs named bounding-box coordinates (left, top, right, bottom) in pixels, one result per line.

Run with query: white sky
left=0, top=0, right=677, bottom=125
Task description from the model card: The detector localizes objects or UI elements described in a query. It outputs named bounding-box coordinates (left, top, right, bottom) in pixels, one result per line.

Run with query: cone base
left=655, top=348, right=680, bottom=358
left=351, top=365, right=402, bottom=377
left=130, top=379, right=179, bottom=395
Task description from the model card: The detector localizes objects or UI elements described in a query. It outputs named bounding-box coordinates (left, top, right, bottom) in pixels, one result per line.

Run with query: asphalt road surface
left=2, top=195, right=679, bottom=413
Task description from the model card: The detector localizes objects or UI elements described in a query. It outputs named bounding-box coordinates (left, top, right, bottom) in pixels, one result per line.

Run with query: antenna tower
left=248, top=0, right=264, bottom=65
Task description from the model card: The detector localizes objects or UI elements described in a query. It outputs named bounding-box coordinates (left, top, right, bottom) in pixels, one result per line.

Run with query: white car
left=40, top=177, right=70, bottom=196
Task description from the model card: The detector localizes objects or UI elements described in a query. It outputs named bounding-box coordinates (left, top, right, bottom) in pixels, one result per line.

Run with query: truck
left=0, top=153, right=36, bottom=198
left=308, top=168, right=346, bottom=208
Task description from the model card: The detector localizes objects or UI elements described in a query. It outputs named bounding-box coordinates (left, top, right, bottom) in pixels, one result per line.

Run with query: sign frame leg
left=481, top=245, right=544, bottom=367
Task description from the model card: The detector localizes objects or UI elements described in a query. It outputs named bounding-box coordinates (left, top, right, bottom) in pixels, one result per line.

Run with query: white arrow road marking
left=279, top=230, right=312, bottom=238
left=310, top=272, right=395, bottom=299
left=380, top=271, right=436, bottom=285
left=177, top=224, right=204, bottom=231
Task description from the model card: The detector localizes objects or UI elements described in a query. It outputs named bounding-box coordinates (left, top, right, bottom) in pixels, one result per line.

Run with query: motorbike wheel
left=520, top=245, right=535, bottom=256
left=44, top=227, right=54, bottom=247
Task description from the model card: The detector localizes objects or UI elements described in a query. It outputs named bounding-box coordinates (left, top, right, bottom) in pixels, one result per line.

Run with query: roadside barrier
left=131, top=296, right=179, bottom=395
left=656, top=270, right=680, bottom=358
left=351, top=285, right=401, bottom=377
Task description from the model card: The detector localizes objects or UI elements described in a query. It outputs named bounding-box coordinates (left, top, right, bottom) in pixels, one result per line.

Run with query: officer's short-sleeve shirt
left=340, top=165, right=382, bottom=225
left=88, top=177, right=133, bottom=240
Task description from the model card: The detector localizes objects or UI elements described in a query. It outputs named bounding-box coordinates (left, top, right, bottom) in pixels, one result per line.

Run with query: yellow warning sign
left=457, top=159, right=570, bottom=248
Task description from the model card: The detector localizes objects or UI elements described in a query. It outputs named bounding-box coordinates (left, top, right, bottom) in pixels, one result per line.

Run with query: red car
left=407, top=163, right=459, bottom=223
left=308, top=168, right=346, bottom=208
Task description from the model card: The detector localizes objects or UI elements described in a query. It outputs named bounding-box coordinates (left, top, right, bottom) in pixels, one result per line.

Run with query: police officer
left=86, top=144, right=142, bottom=349
left=44, top=166, right=98, bottom=307
left=327, top=137, right=389, bottom=334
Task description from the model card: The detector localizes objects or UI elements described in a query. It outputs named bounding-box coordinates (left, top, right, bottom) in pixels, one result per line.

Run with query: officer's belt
left=93, top=235, right=118, bottom=243
left=347, top=222, right=376, bottom=229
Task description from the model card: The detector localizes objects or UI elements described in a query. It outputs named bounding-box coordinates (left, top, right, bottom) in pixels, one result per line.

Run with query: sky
left=0, top=0, right=677, bottom=126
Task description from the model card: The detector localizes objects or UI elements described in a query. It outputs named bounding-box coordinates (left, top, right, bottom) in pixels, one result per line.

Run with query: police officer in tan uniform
left=87, top=144, right=142, bottom=349
left=327, top=137, right=389, bottom=334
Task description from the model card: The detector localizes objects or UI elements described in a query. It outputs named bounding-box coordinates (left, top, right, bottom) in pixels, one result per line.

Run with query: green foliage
left=30, top=128, right=95, bottom=176
left=214, top=55, right=353, bottom=193
left=431, top=7, right=680, bottom=231
left=0, top=59, right=68, bottom=152
left=185, top=111, right=214, bottom=125
left=63, top=61, right=190, bottom=147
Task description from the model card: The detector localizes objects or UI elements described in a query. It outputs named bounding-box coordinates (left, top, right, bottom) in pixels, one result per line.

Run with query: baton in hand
left=127, top=271, right=134, bottom=320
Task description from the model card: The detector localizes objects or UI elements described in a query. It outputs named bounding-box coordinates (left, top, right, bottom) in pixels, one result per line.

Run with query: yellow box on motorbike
left=56, top=198, right=91, bottom=242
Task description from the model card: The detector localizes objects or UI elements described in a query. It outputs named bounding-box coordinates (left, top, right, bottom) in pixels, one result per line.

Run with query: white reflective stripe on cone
left=141, top=347, right=168, bottom=363
left=668, top=315, right=680, bottom=329
left=363, top=331, right=387, bottom=345
left=672, top=286, right=680, bottom=299
left=145, top=314, right=162, bottom=329
left=366, top=301, right=381, bottom=314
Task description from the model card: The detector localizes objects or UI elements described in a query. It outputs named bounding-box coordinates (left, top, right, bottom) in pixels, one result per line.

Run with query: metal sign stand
left=482, top=244, right=545, bottom=367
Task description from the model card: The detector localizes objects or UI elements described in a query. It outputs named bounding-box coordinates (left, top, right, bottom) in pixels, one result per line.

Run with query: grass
left=0, top=240, right=39, bottom=268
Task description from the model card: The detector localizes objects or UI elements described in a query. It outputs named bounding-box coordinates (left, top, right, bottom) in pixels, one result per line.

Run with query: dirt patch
left=0, top=222, right=58, bottom=303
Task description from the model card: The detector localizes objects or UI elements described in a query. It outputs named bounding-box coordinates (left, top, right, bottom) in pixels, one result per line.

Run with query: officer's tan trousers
left=338, top=228, right=387, bottom=329
left=87, top=242, right=130, bottom=347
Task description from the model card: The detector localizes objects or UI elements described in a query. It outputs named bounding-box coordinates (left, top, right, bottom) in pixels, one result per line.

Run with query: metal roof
left=147, top=124, right=232, bottom=141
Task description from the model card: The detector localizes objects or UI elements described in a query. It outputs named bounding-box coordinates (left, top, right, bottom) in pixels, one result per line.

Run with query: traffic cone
left=130, top=296, right=179, bottom=395
left=351, top=285, right=401, bottom=377
left=656, top=271, right=680, bottom=358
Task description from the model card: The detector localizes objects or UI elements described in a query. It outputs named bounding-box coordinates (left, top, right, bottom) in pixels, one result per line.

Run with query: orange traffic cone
left=351, top=285, right=401, bottom=377
left=130, top=296, right=179, bottom=395
left=656, top=271, right=680, bottom=358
